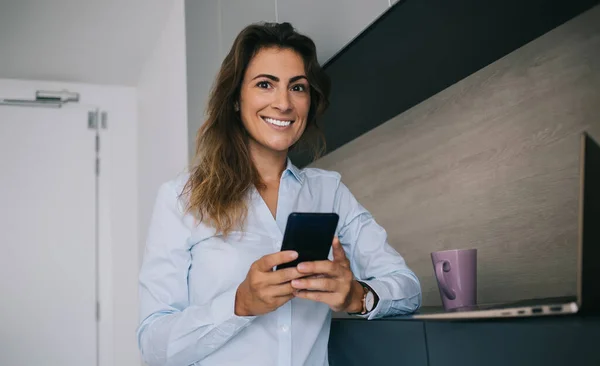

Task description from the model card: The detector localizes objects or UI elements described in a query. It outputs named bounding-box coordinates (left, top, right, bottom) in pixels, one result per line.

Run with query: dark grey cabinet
left=328, top=319, right=428, bottom=366
left=328, top=315, right=600, bottom=366
left=426, top=316, right=600, bottom=366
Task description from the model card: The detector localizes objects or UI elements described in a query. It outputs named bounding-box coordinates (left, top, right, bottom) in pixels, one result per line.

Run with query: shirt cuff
left=356, top=279, right=392, bottom=320
left=209, top=288, right=256, bottom=335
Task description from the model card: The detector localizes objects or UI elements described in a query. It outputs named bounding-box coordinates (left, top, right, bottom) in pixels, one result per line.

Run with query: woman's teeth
left=263, top=117, right=292, bottom=127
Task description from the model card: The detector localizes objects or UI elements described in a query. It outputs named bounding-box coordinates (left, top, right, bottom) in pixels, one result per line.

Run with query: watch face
left=365, top=291, right=375, bottom=311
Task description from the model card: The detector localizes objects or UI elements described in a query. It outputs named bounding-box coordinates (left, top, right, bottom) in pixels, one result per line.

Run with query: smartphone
left=276, top=212, right=340, bottom=270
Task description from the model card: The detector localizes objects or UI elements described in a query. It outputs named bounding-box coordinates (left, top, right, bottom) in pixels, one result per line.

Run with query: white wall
left=137, top=0, right=189, bottom=264
left=0, top=78, right=138, bottom=366
left=184, top=0, right=220, bottom=159
left=0, top=2, right=188, bottom=366
left=0, top=0, right=176, bottom=86
left=185, top=0, right=394, bottom=159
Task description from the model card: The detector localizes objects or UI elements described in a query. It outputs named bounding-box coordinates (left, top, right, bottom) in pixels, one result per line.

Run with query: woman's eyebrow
left=252, top=74, right=308, bottom=82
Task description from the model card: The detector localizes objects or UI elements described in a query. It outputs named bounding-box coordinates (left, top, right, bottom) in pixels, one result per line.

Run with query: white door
left=0, top=106, right=98, bottom=365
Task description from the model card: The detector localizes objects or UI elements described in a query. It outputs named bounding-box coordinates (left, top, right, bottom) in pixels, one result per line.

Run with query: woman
left=137, top=22, right=421, bottom=366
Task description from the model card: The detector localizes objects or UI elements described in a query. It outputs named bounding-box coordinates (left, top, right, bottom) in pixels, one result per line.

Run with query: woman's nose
left=272, top=89, right=292, bottom=112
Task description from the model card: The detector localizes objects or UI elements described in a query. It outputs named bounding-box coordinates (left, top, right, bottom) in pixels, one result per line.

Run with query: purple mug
left=431, top=249, right=477, bottom=310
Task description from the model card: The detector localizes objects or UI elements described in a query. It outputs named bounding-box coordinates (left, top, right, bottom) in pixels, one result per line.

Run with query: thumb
left=332, top=237, right=348, bottom=263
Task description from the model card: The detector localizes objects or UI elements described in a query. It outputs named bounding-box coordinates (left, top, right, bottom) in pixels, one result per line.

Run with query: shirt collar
left=284, top=158, right=304, bottom=184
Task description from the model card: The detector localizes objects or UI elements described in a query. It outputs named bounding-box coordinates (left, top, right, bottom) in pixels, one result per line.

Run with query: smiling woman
left=184, top=23, right=330, bottom=234
left=136, top=22, right=422, bottom=366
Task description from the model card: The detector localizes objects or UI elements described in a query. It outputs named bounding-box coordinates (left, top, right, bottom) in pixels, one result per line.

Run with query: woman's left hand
left=291, top=237, right=364, bottom=313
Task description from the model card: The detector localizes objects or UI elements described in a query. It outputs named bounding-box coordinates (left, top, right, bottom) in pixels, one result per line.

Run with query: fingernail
left=292, top=280, right=300, bottom=286
left=290, top=251, right=298, bottom=259
left=297, top=263, right=307, bottom=271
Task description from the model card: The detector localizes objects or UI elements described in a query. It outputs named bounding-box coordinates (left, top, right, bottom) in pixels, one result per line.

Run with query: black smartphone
left=276, top=212, right=340, bottom=270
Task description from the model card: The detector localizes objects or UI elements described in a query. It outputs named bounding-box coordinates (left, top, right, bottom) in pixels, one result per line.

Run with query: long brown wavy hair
left=182, top=22, right=331, bottom=235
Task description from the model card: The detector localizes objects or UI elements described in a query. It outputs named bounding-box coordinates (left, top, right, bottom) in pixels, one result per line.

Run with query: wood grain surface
left=311, top=5, right=600, bottom=306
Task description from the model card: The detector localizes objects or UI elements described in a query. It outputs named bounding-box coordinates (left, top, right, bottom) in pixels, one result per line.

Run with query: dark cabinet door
left=425, top=316, right=600, bottom=366
left=328, top=319, right=428, bottom=366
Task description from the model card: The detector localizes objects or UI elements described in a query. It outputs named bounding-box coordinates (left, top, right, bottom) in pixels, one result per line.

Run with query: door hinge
left=88, top=110, right=107, bottom=129
left=101, top=111, right=108, bottom=129
left=95, top=157, right=100, bottom=176
left=96, top=301, right=100, bottom=321
left=95, top=134, right=100, bottom=152
left=88, top=110, right=98, bottom=129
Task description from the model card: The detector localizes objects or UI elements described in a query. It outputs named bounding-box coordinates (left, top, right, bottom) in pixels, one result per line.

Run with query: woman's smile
left=261, top=116, right=295, bottom=129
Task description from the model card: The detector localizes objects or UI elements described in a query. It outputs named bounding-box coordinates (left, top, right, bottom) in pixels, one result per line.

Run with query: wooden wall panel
left=312, top=6, right=600, bottom=306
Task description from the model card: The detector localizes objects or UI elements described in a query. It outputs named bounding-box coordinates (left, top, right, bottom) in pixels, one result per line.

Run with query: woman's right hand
left=235, top=251, right=304, bottom=316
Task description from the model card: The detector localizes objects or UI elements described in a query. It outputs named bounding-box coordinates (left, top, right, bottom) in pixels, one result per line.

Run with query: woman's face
left=238, top=46, right=311, bottom=156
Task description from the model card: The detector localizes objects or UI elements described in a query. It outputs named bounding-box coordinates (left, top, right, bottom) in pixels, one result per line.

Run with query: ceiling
left=0, top=0, right=175, bottom=86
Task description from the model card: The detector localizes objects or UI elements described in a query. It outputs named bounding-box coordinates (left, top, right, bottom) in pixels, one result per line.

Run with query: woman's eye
left=257, top=81, right=271, bottom=89
left=292, top=84, right=307, bottom=92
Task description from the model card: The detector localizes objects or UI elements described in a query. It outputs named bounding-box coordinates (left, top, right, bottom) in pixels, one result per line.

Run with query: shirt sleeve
left=334, top=180, right=422, bottom=320
left=137, top=181, right=255, bottom=366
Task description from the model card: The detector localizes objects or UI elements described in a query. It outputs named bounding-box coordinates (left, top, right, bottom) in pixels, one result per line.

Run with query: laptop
left=412, top=132, right=600, bottom=320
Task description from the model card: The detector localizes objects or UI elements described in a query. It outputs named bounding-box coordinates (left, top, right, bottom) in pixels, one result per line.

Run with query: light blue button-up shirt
left=137, top=159, right=422, bottom=366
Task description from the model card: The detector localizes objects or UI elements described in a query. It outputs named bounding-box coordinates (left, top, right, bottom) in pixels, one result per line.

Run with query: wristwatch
left=353, top=281, right=379, bottom=315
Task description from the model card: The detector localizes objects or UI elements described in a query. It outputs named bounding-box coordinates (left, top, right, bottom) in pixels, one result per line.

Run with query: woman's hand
left=235, top=250, right=305, bottom=316
left=291, top=237, right=364, bottom=313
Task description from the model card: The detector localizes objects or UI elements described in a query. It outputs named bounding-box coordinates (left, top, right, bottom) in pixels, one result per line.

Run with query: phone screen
left=276, top=212, right=339, bottom=270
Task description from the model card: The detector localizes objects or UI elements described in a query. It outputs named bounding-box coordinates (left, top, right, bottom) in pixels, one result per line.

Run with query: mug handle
left=435, top=260, right=456, bottom=300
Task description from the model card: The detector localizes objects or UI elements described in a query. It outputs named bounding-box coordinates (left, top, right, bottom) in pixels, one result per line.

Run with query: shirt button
left=280, top=324, right=289, bottom=332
